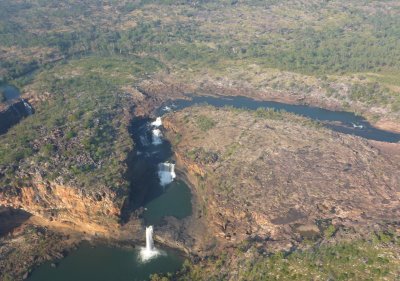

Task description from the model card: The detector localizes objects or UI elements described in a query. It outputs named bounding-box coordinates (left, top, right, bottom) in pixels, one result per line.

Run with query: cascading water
left=146, top=226, right=154, bottom=252
left=22, top=99, right=33, bottom=115
left=152, top=128, right=163, bottom=145
left=151, top=117, right=162, bottom=127
left=157, top=162, right=176, bottom=187
left=139, top=226, right=162, bottom=262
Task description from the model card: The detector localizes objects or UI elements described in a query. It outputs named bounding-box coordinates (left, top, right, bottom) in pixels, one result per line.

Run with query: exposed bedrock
left=0, top=177, right=124, bottom=235
left=0, top=100, right=33, bottom=135
left=163, top=107, right=400, bottom=250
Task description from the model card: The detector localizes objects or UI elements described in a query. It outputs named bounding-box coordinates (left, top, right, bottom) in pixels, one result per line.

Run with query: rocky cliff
left=0, top=100, right=32, bottom=135
left=0, top=177, right=122, bottom=235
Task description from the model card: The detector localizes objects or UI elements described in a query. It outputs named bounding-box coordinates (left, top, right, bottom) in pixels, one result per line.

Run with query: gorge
left=18, top=93, right=400, bottom=279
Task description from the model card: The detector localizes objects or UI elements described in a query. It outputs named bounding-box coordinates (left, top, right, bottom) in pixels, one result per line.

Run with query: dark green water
left=143, top=180, right=192, bottom=225
left=27, top=243, right=183, bottom=281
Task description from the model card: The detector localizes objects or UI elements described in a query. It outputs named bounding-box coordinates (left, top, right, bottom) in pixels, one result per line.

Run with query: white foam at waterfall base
left=139, top=226, right=164, bottom=262
left=151, top=117, right=162, bottom=127
left=158, top=162, right=176, bottom=187
left=152, top=129, right=163, bottom=145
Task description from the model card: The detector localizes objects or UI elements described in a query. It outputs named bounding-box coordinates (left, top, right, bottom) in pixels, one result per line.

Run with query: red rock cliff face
left=0, top=177, right=122, bottom=234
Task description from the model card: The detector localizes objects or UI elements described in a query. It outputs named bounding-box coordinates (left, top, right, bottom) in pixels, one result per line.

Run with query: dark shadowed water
left=123, top=117, right=193, bottom=225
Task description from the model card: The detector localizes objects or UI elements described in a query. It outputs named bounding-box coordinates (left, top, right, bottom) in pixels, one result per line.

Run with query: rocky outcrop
left=131, top=79, right=191, bottom=116
left=0, top=100, right=32, bottom=135
left=164, top=106, right=400, bottom=249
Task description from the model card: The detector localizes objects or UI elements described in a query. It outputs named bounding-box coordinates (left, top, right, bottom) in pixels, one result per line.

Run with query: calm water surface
left=0, top=84, right=21, bottom=102
left=27, top=243, right=183, bottom=281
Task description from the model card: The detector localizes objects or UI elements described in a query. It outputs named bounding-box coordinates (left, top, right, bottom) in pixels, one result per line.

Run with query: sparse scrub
left=195, top=115, right=216, bottom=131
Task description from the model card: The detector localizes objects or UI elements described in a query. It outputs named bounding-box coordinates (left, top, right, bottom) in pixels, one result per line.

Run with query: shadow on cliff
left=0, top=100, right=34, bottom=135
left=0, top=207, right=32, bottom=236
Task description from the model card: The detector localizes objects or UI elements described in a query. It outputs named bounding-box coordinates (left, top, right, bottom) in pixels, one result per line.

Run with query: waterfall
left=22, top=99, right=33, bottom=115
left=158, top=162, right=176, bottom=187
left=139, top=226, right=162, bottom=262
left=145, top=226, right=154, bottom=251
left=151, top=117, right=162, bottom=127
left=152, top=128, right=163, bottom=145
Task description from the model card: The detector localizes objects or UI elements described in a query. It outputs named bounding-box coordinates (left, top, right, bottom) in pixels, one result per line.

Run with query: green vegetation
left=195, top=115, right=216, bottom=132
left=175, top=236, right=400, bottom=281
left=0, top=49, right=169, bottom=190
left=186, top=147, right=219, bottom=164
left=349, top=82, right=400, bottom=111
left=254, top=108, right=322, bottom=129
left=0, top=0, right=398, bottom=121
left=223, top=142, right=241, bottom=158
left=0, top=2, right=399, bottom=279
left=324, top=225, right=336, bottom=239
left=255, top=108, right=286, bottom=120
left=1, top=1, right=400, bottom=77
left=0, top=60, right=136, bottom=191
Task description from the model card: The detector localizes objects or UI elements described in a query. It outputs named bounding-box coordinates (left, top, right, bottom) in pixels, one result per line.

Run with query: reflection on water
left=143, top=180, right=192, bottom=225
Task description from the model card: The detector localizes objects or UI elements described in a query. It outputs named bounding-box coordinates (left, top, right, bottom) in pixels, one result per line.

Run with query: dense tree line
left=1, top=0, right=400, bottom=80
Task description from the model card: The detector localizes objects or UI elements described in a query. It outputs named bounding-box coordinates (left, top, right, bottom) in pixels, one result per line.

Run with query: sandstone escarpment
left=164, top=106, right=400, bottom=248
left=0, top=176, right=122, bottom=235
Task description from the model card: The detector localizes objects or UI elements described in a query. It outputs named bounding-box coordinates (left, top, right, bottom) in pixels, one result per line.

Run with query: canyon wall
left=0, top=177, right=124, bottom=235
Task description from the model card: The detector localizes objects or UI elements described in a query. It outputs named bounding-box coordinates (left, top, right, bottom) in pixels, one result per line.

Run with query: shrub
left=196, top=115, right=216, bottom=131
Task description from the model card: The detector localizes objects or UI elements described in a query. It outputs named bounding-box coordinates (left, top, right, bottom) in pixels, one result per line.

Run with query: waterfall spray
left=157, top=162, right=176, bottom=187
left=139, top=226, right=162, bottom=262
left=151, top=117, right=162, bottom=127
left=145, top=226, right=154, bottom=252
left=152, top=129, right=163, bottom=145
